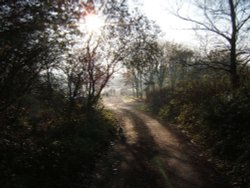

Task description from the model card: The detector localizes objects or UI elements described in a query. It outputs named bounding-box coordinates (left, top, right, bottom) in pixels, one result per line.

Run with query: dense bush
left=0, top=93, right=117, bottom=188
left=146, top=79, right=250, bottom=187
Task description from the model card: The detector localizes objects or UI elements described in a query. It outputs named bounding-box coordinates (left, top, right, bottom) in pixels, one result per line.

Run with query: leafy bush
left=0, top=100, right=117, bottom=188
left=146, top=88, right=174, bottom=113
left=146, top=79, right=250, bottom=187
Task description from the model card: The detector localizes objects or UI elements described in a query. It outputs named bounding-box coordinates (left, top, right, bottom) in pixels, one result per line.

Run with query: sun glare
left=79, top=14, right=104, bottom=33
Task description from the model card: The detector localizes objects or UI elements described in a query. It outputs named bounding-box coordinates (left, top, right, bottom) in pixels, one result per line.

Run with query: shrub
left=146, top=79, right=250, bottom=187
left=0, top=100, right=117, bottom=188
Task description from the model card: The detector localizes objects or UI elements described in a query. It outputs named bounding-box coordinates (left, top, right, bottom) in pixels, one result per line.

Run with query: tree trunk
left=229, top=0, right=239, bottom=89
left=139, top=73, right=143, bottom=99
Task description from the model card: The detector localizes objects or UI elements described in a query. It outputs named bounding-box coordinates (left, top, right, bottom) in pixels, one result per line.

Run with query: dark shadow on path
left=93, top=97, right=229, bottom=188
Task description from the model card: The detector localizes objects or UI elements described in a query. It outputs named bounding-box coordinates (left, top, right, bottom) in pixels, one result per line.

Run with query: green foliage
left=0, top=1, right=150, bottom=186
left=201, top=87, right=250, bottom=159
left=203, top=87, right=250, bottom=131
left=146, top=88, right=174, bottom=114
left=146, top=79, right=250, bottom=187
left=0, top=92, right=117, bottom=188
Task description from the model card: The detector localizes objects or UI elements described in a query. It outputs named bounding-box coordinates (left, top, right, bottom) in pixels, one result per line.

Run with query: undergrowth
left=0, top=98, right=117, bottom=188
left=146, top=80, right=250, bottom=187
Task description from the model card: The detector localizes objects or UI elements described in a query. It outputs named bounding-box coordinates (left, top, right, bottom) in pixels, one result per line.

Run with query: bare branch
left=174, top=11, right=231, bottom=42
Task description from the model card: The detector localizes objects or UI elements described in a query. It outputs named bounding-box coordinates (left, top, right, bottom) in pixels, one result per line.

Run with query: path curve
left=94, top=96, right=229, bottom=188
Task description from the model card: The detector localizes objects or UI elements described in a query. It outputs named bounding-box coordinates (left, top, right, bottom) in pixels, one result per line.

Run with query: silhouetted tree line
left=0, top=1, right=156, bottom=187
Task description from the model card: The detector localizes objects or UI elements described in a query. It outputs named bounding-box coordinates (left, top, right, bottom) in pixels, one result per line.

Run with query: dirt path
left=93, top=96, right=229, bottom=188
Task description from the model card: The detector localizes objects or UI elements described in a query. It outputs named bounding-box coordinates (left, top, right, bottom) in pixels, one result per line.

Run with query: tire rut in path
left=93, top=98, right=229, bottom=188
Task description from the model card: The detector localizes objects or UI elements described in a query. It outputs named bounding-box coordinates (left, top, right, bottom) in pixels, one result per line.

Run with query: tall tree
left=175, top=0, right=250, bottom=88
left=0, top=0, right=81, bottom=116
left=57, top=0, right=149, bottom=108
left=123, top=13, right=162, bottom=97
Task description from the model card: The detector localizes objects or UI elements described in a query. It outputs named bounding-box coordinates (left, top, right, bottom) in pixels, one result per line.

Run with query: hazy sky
left=135, top=0, right=197, bottom=45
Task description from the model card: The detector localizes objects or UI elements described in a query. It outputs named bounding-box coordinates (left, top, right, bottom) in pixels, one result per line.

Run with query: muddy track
left=93, top=97, right=229, bottom=188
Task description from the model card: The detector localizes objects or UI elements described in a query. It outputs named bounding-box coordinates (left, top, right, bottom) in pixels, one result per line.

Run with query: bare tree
left=174, top=0, right=250, bottom=88
left=58, top=0, right=137, bottom=109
